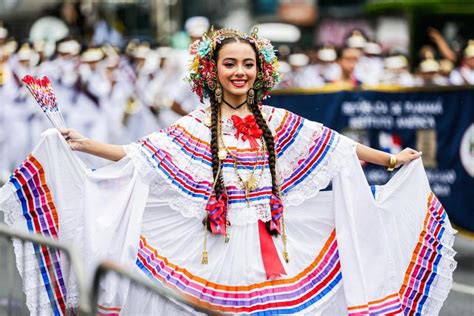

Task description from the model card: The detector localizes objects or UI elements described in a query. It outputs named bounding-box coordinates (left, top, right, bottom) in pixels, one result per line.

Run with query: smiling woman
left=216, top=40, right=257, bottom=110
left=0, top=27, right=455, bottom=315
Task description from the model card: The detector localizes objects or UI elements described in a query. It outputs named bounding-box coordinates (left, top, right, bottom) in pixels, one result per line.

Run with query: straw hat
left=419, top=59, right=440, bottom=73
left=346, top=30, right=367, bottom=49
left=317, top=46, right=337, bottom=62
left=57, top=40, right=81, bottom=55
left=384, top=55, right=408, bottom=70
left=80, top=48, right=105, bottom=63
left=288, top=53, right=309, bottom=67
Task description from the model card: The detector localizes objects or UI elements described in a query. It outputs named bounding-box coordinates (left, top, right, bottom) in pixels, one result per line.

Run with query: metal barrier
left=0, top=222, right=218, bottom=315
left=91, top=261, right=219, bottom=315
left=0, top=223, right=91, bottom=315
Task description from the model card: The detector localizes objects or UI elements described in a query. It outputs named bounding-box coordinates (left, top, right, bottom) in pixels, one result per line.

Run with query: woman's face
left=216, top=41, right=257, bottom=102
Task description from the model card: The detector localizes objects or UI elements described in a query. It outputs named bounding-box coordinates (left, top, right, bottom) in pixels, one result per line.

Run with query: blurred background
left=0, top=0, right=473, bottom=315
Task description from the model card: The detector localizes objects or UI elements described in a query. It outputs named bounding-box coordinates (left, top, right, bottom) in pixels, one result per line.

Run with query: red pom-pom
left=41, top=76, right=51, bottom=87
left=21, top=75, right=34, bottom=85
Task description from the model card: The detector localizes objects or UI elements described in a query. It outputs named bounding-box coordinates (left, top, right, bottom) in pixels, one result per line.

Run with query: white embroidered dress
left=0, top=105, right=456, bottom=315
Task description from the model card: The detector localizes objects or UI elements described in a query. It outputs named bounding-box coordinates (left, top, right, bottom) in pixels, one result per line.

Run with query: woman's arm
left=60, top=128, right=126, bottom=161
left=356, top=143, right=422, bottom=169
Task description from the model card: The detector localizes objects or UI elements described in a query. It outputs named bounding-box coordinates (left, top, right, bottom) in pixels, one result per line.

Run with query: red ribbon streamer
left=258, top=220, right=287, bottom=280
left=205, top=193, right=228, bottom=235
left=231, top=115, right=263, bottom=149
left=269, top=194, right=283, bottom=234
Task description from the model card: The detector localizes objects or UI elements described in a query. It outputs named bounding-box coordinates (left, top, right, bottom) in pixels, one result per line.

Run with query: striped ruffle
left=96, top=304, right=121, bottom=316
left=398, top=192, right=456, bottom=315
left=346, top=191, right=456, bottom=316
left=136, top=230, right=342, bottom=314
left=347, top=293, right=402, bottom=315
left=124, top=106, right=349, bottom=224
left=7, top=154, right=67, bottom=315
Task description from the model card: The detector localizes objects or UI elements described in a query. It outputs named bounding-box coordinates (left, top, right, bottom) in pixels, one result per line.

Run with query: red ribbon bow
left=205, top=193, right=228, bottom=235
left=231, top=115, right=263, bottom=149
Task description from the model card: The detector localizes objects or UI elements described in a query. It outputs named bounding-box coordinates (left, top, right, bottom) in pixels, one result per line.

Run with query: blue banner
left=268, top=88, right=474, bottom=233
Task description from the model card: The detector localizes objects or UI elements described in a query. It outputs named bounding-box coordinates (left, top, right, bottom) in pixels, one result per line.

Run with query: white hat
left=185, top=16, right=210, bottom=38
left=80, top=48, right=104, bottom=63
left=346, top=30, right=367, bottom=49
left=439, top=59, right=454, bottom=73
left=464, top=40, right=474, bottom=58
left=364, top=42, right=382, bottom=55
left=132, top=44, right=151, bottom=59
left=419, top=59, right=439, bottom=73
left=384, top=55, right=408, bottom=70
left=317, top=47, right=336, bottom=62
left=17, top=43, right=34, bottom=61
left=288, top=53, right=309, bottom=67
left=0, top=26, right=7, bottom=39
left=57, top=40, right=80, bottom=55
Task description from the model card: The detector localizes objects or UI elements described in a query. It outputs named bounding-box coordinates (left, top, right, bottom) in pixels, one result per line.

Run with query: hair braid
left=249, top=102, right=280, bottom=236
left=205, top=97, right=224, bottom=231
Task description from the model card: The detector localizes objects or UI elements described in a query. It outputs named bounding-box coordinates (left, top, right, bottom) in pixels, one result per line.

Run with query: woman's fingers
left=59, top=128, right=71, bottom=135
left=407, top=148, right=422, bottom=160
left=397, top=148, right=422, bottom=166
left=58, top=128, right=85, bottom=148
left=58, top=128, right=72, bottom=141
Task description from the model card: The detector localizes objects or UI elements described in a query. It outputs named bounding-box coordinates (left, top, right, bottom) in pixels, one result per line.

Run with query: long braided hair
left=206, top=37, right=280, bottom=236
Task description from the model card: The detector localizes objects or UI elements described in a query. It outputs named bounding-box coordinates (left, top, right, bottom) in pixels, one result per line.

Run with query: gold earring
left=247, top=88, right=255, bottom=105
left=215, top=83, right=222, bottom=103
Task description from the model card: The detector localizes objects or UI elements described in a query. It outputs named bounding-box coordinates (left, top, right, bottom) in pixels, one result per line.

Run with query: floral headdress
left=186, top=27, right=280, bottom=103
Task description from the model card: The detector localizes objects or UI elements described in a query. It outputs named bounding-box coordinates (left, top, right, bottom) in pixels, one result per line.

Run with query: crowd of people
left=0, top=16, right=473, bottom=180
left=278, top=28, right=474, bottom=89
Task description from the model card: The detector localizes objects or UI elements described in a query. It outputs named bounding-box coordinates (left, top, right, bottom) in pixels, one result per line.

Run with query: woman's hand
left=356, top=143, right=422, bottom=169
left=395, top=148, right=422, bottom=167
left=59, top=128, right=89, bottom=151
left=59, top=128, right=125, bottom=161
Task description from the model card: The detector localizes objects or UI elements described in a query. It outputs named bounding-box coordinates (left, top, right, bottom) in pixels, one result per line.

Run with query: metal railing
left=0, top=223, right=218, bottom=315
left=91, top=261, right=218, bottom=315
left=0, top=223, right=91, bottom=315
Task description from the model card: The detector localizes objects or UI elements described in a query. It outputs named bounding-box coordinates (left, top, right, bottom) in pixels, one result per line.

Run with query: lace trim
left=125, top=138, right=275, bottom=225
left=282, top=135, right=357, bottom=206
left=275, top=121, right=323, bottom=181
left=9, top=234, right=78, bottom=314
left=227, top=203, right=272, bottom=225
left=148, top=180, right=274, bottom=225
left=1, top=185, right=24, bottom=227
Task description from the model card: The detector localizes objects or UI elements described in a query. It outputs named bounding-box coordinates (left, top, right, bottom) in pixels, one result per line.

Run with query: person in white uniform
left=381, top=54, right=416, bottom=87
left=286, top=53, right=325, bottom=88
left=450, top=40, right=474, bottom=85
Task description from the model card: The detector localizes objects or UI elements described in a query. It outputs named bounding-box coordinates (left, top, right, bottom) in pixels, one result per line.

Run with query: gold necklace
left=218, top=112, right=266, bottom=204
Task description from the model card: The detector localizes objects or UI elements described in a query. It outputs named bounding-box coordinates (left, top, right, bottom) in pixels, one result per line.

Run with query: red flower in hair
left=200, top=59, right=217, bottom=83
